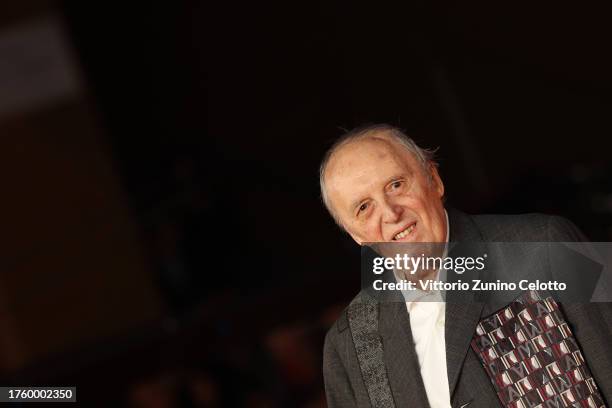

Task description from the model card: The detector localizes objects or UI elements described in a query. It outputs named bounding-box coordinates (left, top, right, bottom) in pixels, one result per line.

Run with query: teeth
left=394, top=224, right=415, bottom=240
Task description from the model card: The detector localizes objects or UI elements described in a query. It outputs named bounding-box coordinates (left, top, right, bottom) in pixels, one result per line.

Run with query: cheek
left=422, top=202, right=446, bottom=239
left=353, top=219, right=383, bottom=241
left=397, top=192, right=441, bottom=223
left=407, top=182, right=441, bottom=206
left=396, top=195, right=428, bottom=213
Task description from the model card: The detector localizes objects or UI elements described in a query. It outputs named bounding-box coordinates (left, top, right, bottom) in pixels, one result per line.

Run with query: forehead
left=324, top=136, right=420, bottom=203
left=328, top=136, right=411, bottom=171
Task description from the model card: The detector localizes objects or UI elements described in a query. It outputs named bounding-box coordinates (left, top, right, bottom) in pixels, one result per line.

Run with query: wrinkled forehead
left=325, top=135, right=418, bottom=182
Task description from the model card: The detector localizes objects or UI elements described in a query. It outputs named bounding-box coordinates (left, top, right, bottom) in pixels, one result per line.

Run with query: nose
left=381, top=198, right=403, bottom=224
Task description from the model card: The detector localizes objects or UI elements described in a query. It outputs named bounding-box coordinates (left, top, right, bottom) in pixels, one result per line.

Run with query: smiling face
left=324, top=134, right=447, bottom=245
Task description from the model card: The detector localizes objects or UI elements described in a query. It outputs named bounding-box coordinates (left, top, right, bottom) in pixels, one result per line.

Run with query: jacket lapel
left=378, top=298, right=431, bottom=407
left=445, top=209, right=486, bottom=397
left=444, top=294, right=484, bottom=396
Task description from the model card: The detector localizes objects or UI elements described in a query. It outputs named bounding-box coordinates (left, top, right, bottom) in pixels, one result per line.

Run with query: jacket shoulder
left=325, top=289, right=373, bottom=345
left=469, top=213, right=583, bottom=241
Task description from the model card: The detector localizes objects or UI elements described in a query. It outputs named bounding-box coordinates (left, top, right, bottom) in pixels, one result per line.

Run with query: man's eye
left=390, top=180, right=403, bottom=189
left=358, top=203, right=369, bottom=213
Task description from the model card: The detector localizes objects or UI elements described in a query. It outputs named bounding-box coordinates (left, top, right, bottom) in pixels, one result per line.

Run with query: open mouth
left=392, top=222, right=416, bottom=241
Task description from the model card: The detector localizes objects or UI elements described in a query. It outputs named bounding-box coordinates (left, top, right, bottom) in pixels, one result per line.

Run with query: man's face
left=325, top=135, right=447, bottom=244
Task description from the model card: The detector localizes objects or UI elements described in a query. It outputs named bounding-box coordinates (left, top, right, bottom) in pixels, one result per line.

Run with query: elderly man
left=320, top=124, right=612, bottom=408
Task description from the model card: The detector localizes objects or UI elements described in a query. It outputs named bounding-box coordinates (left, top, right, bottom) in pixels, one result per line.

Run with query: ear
left=429, top=164, right=445, bottom=198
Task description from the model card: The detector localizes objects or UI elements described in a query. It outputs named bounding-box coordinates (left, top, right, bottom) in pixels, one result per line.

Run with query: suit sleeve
left=546, top=215, right=612, bottom=405
left=323, top=330, right=358, bottom=408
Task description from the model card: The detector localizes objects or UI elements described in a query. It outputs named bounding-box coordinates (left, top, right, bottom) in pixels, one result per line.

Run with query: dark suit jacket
left=323, top=209, right=612, bottom=407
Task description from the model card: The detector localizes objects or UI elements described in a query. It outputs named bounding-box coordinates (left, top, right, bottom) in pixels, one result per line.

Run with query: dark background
left=2, top=1, right=612, bottom=407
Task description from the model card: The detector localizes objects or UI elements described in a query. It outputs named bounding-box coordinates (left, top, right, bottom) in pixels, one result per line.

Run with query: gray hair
left=319, top=124, right=438, bottom=228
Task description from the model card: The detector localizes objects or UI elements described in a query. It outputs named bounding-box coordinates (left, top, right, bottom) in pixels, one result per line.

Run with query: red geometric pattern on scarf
left=470, top=290, right=606, bottom=408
